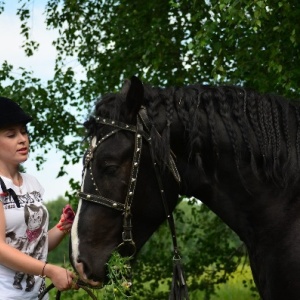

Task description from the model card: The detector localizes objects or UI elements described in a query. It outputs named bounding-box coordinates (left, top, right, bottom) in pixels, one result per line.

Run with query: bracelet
left=39, top=261, right=48, bottom=278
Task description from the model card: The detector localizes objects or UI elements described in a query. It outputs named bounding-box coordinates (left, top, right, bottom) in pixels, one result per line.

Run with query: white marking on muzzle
left=71, top=199, right=82, bottom=272
left=71, top=137, right=97, bottom=279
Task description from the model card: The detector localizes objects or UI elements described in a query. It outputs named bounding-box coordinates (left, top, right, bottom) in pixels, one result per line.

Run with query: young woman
left=0, top=96, right=76, bottom=299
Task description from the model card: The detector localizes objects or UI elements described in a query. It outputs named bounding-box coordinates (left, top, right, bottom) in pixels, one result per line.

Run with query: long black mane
left=85, top=83, right=300, bottom=189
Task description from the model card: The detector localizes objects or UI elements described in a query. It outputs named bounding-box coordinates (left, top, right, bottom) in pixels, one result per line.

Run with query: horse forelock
left=84, top=85, right=174, bottom=166
left=84, top=92, right=126, bottom=138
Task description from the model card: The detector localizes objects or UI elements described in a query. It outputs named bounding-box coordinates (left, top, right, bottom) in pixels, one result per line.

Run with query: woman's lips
left=17, top=147, right=28, bottom=154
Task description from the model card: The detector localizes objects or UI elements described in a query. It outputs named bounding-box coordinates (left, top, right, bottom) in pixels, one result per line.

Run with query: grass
left=46, top=252, right=133, bottom=300
left=189, top=265, right=259, bottom=300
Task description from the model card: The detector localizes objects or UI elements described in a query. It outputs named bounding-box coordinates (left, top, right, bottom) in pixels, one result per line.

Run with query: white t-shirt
left=0, top=173, right=49, bottom=300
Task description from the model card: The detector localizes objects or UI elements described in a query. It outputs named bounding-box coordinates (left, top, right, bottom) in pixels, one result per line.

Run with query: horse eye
left=104, top=165, right=119, bottom=176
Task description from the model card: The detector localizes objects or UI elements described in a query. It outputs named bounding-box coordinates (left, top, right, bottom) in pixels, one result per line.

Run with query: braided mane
left=85, top=83, right=300, bottom=188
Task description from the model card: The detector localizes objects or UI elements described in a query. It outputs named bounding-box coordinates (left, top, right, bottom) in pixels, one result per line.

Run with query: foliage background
left=1, top=0, right=300, bottom=299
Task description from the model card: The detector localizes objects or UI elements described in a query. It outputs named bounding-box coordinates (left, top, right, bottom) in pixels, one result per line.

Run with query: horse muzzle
left=74, top=261, right=103, bottom=288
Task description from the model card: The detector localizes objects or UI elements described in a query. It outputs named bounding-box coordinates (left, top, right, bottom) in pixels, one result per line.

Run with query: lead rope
left=38, top=282, right=98, bottom=300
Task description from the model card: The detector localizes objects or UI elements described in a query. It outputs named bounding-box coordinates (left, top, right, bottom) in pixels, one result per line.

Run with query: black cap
left=0, top=96, right=33, bottom=128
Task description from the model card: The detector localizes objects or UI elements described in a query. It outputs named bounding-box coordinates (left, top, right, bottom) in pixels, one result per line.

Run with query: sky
left=0, top=1, right=83, bottom=201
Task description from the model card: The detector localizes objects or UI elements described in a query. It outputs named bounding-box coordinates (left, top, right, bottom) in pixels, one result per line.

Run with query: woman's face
left=0, top=124, right=30, bottom=167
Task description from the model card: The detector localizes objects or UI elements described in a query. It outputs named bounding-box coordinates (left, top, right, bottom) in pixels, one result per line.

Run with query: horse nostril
left=75, top=261, right=88, bottom=280
left=75, top=260, right=103, bottom=287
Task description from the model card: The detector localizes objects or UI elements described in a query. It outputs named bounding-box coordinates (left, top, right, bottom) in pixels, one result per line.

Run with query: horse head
left=70, top=77, right=181, bottom=286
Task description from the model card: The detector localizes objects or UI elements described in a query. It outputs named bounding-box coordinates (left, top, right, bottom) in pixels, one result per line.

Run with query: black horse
left=70, top=76, right=300, bottom=300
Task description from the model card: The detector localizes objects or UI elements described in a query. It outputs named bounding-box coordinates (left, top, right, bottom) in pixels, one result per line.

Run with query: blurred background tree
left=46, top=197, right=70, bottom=265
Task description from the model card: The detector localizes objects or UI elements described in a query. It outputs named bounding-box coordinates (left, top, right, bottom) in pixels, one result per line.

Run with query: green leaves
left=3, top=0, right=300, bottom=97
left=16, top=1, right=40, bottom=56
left=6, top=0, right=300, bottom=98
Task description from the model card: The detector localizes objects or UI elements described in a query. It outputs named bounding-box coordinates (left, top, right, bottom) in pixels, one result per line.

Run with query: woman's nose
left=18, top=132, right=27, bottom=143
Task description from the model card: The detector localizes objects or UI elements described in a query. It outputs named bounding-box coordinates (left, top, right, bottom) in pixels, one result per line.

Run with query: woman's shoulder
left=21, top=173, right=40, bottom=184
left=21, top=172, right=38, bottom=180
left=21, top=173, right=45, bottom=195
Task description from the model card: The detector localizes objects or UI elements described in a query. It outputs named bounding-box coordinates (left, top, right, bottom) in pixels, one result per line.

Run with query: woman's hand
left=56, top=204, right=75, bottom=234
left=44, top=263, right=77, bottom=291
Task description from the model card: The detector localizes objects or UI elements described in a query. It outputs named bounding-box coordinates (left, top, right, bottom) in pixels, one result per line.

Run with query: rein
left=77, top=106, right=189, bottom=299
left=38, top=281, right=98, bottom=300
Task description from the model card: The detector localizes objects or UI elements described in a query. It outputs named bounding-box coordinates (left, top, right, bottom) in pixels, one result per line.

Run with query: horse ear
left=122, top=76, right=144, bottom=121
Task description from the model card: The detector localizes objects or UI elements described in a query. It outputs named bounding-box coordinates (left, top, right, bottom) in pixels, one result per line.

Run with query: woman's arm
left=0, top=203, right=75, bottom=291
left=48, top=204, right=75, bottom=251
left=48, top=225, right=68, bottom=252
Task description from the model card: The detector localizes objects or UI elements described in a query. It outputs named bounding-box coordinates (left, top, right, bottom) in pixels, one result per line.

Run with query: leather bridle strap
left=151, top=156, right=189, bottom=299
left=138, top=107, right=189, bottom=299
left=138, top=106, right=181, bottom=184
left=121, top=116, right=143, bottom=245
left=77, top=192, right=124, bottom=211
left=137, top=108, right=181, bottom=253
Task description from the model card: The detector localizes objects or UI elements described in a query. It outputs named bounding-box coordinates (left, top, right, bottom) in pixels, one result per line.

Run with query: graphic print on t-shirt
left=6, top=200, right=47, bottom=292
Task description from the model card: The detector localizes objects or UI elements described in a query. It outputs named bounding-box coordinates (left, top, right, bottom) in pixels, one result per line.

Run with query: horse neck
left=169, top=110, right=276, bottom=238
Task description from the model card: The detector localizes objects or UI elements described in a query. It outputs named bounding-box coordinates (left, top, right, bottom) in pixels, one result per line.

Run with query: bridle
left=78, top=106, right=180, bottom=253
left=77, top=106, right=189, bottom=299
